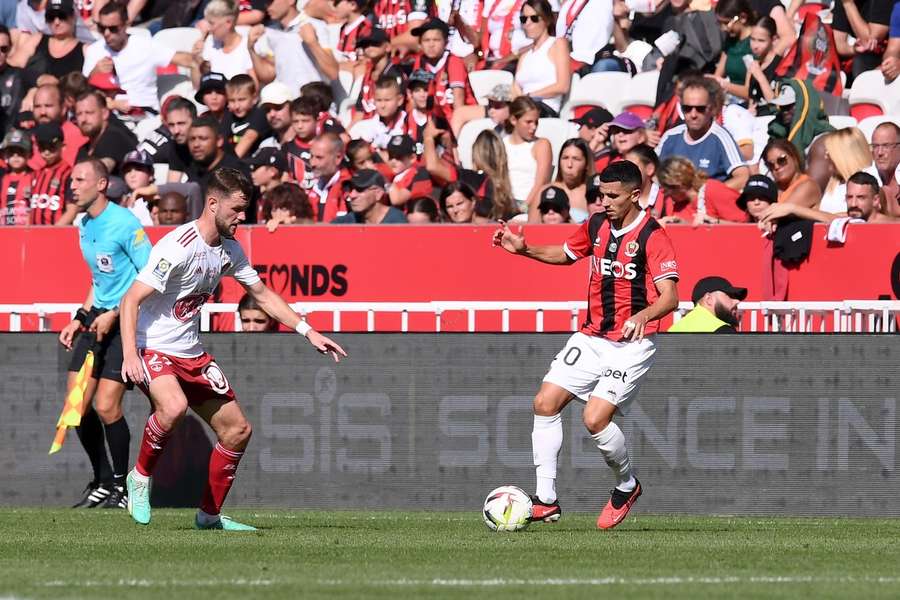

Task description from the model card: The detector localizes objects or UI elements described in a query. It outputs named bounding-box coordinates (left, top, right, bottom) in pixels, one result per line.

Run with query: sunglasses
left=682, top=104, right=708, bottom=114
left=764, top=154, right=790, bottom=170
left=97, top=24, right=123, bottom=34
left=519, top=14, right=542, bottom=24
left=488, top=100, right=508, bottom=109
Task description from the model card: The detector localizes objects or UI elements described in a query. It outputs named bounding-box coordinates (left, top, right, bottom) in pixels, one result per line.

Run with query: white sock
left=591, top=421, right=635, bottom=492
left=197, top=509, right=220, bottom=525
left=532, top=413, right=563, bottom=503
left=130, top=469, right=150, bottom=484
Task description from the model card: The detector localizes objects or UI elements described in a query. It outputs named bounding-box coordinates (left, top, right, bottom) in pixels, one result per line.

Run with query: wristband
left=295, top=320, right=312, bottom=336
left=75, top=308, right=90, bottom=326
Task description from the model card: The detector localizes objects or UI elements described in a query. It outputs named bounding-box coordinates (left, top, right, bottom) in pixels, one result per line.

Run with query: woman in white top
left=512, top=0, right=570, bottom=117
left=503, top=96, right=552, bottom=213
left=194, top=0, right=256, bottom=83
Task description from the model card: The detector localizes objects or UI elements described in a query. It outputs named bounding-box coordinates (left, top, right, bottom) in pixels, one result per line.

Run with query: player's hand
left=492, top=219, right=526, bottom=254
left=621, top=312, right=650, bottom=341
left=121, top=352, right=145, bottom=384
left=306, top=330, right=348, bottom=362
left=89, top=310, right=117, bottom=342
left=59, top=319, right=83, bottom=350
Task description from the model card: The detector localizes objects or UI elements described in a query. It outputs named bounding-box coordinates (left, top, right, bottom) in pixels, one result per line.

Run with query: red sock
left=135, top=414, right=171, bottom=477
left=200, top=443, right=244, bottom=516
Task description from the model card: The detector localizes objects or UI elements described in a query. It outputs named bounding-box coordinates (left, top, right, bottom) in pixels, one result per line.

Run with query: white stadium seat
left=857, top=115, right=900, bottom=142
left=827, top=115, right=858, bottom=129
left=468, top=70, right=514, bottom=106
left=559, top=71, right=631, bottom=120
left=618, top=69, right=659, bottom=117
left=456, top=118, right=496, bottom=169
left=848, top=69, right=896, bottom=119
left=536, top=118, right=580, bottom=171
left=152, top=27, right=203, bottom=54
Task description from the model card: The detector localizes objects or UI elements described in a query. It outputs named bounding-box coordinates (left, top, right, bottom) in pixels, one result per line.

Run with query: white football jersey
left=135, top=222, right=261, bottom=357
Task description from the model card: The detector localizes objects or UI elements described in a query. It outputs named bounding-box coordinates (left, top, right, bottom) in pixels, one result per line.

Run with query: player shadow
left=150, top=414, right=213, bottom=508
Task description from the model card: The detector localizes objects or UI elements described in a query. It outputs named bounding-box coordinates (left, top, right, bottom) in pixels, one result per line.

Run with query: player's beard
left=215, top=215, right=236, bottom=240
left=714, top=301, right=739, bottom=326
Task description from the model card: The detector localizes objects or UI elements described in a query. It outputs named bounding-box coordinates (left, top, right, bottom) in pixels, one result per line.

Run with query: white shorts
left=542, top=332, right=656, bottom=414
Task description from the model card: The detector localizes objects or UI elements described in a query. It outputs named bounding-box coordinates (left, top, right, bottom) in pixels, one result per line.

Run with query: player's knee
left=582, top=408, right=612, bottom=435
left=156, top=398, right=188, bottom=428
left=223, top=419, right=252, bottom=449
left=533, top=391, right=562, bottom=416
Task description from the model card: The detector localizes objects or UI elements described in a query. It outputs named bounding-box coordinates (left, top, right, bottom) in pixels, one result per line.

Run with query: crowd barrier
left=2, top=333, right=897, bottom=516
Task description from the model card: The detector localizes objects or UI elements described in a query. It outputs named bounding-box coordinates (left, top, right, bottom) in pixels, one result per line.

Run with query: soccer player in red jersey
left=119, top=168, right=347, bottom=530
left=493, top=160, right=679, bottom=530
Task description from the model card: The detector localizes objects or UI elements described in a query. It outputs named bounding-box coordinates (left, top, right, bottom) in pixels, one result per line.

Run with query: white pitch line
left=41, top=579, right=274, bottom=588
left=318, top=576, right=900, bottom=587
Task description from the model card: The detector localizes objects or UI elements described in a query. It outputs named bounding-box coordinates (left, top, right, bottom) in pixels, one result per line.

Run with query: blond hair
left=472, top=129, right=516, bottom=219
left=204, top=0, right=238, bottom=20
left=658, top=156, right=708, bottom=191
left=823, top=127, right=872, bottom=182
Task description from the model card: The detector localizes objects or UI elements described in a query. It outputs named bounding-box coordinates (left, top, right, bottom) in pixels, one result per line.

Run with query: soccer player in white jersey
left=119, top=167, right=347, bottom=531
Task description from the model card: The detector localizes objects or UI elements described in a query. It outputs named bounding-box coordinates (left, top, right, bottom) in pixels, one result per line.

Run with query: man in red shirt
left=493, top=160, right=679, bottom=530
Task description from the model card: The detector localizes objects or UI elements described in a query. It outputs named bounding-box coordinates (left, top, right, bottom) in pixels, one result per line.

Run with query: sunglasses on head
left=764, top=154, right=790, bottom=170
left=97, top=24, right=123, bottom=34
left=519, top=14, right=541, bottom=24
left=683, top=104, right=708, bottom=115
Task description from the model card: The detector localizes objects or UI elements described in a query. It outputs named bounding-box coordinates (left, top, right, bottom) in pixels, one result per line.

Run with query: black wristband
left=75, top=308, right=89, bottom=326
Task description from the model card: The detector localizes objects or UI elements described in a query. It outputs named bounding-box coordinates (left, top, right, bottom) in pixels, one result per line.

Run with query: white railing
left=1, top=301, right=897, bottom=333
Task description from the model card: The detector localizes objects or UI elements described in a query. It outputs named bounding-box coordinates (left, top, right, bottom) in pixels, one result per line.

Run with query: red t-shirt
left=338, top=16, right=373, bottom=55
left=308, top=169, right=351, bottom=222
left=412, top=51, right=471, bottom=120
left=283, top=137, right=314, bottom=191
left=564, top=211, right=679, bottom=340
left=30, top=161, right=72, bottom=224
left=0, top=170, right=34, bottom=226
left=392, top=165, right=434, bottom=208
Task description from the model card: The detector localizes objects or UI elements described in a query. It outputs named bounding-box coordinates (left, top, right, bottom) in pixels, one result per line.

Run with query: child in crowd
left=222, top=74, right=271, bottom=157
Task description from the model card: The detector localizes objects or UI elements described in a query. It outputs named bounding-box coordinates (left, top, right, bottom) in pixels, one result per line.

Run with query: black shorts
left=68, top=309, right=129, bottom=386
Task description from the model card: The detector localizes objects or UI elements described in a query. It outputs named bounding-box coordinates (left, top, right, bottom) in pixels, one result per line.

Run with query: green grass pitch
left=2, top=509, right=900, bottom=599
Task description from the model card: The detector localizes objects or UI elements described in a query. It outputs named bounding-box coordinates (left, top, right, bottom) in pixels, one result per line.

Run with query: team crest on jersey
left=96, top=253, right=113, bottom=273
left=152, top=258, right=171, bottom=280
left=172, top=292, right=212, bottom=322
left=624, top=241, right=639, bottom=257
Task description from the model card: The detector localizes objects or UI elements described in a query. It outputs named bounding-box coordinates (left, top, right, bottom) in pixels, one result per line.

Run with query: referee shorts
left=68, top=308, right=129, bottom=386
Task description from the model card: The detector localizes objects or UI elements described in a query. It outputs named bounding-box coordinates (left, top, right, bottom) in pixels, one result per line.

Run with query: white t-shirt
left=135, top=222, right=261, bottom=357
left=255, top=18, right=336, bottom=91
left=434, top=0, right=481, bottom=58
left=349, top=111, right=409, bottom=148
left=203, top=30, right=254, bottom=80
left=83, top=35, right=176, bottom=110
left=556, top=0, right=613, bottom=65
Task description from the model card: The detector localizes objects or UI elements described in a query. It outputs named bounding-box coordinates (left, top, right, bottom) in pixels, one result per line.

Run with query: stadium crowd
left=0, top=0, right=898, bottom=230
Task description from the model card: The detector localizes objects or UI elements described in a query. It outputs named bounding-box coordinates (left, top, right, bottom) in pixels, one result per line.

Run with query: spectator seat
left=468, top=70, right=515, bottom=106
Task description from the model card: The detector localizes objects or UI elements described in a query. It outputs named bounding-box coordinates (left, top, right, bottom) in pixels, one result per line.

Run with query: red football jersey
left=283, top=137, right=314, bottom=191
left=564, top=211, right=678, bottom=340
left=30, top=161, right=72, bottom=225
left=0, top=170, right=34, bottom=226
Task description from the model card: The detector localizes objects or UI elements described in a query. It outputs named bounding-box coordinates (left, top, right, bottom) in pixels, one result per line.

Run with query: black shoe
left=529, top=495, right=562, bottom=522
left=101, top=484, right=127, bottom=509
left=72, top=481, right=111, bottom=508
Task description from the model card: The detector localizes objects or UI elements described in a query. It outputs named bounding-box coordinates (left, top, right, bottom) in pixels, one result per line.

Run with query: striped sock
left=135, top=414, right=171, bottom=477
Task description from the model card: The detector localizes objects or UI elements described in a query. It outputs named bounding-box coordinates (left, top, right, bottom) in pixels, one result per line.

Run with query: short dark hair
left=226, top=73, right=256, bottom=95
left=409, top=197, right=440, bottom=222
left=0, top=25, right=10, bottom=39
left=598, top=160, right=643, bottom=191
left=208, top=167, right=253, bottom=202
left=75, top=89, right=107, bottom=108
left=847, top=171, right=880, bottom=194
left=190, top=114, right=222, bottom=135
left=375, top=74, right=403, bottom=94
left=873, top=121, right=900, bottom=139
left=291, top=96, right=320, bottom=118
left=624, top=143, right=659, bottom=171
left=238, top=292, right=262, bottom=313
left=98, top=1, right=128, bottom=22
left=164, top=96, right=197, bottom=119
left=300, top=81, right=334, bottom=113
left=265, top=182, right=314, bottom=220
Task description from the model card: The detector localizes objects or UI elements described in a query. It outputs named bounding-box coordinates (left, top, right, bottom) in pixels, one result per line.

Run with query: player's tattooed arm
left=492, top=220, right=573, bottom=265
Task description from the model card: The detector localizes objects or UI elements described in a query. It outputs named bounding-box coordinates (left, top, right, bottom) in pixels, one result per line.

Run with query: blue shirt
left=891, top=2, right=900, bottom=38
left=657, top=122, right=745, bottom=182
left=78, top=201, right=151, bottom=310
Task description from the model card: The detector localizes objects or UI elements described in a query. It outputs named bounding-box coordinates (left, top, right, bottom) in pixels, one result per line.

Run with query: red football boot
left=529, top=495, right=562, bottom=523
left=597, top=479, right=642, bottom=530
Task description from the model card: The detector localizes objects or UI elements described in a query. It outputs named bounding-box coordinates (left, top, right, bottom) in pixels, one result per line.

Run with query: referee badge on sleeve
left=152, top=258, right=171, bottom=280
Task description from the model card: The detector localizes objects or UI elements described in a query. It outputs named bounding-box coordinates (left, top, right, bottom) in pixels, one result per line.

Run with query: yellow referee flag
left=49, top=351, right=94, bottom=455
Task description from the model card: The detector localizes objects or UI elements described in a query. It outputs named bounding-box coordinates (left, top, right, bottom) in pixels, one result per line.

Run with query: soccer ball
left=482, top=485, right=532, bottom=532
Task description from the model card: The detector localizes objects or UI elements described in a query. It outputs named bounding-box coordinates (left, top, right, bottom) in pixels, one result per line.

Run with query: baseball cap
left=246, top=147, right=288, bottom=172
left=386, top=134, right=417, bottom=159
left=408, top=69, right=434, bottom=88
left=195, top=72, right=227, bottom=104
left=357, top=28, right=389, bottom=48
left=410, top=18, right=450, bottom=38
left=538, top=186, right=570, bottom=213
left=88, top=71, right=124, bottom=94
left=608, top=111, right=645, bottom=131
left=105, top=176, right=128, bottom=202
left=34, top=122, right=64, bottom=146
left=691, top=276, right=748, bottom=304
left=771, top=85, right=796, bottom=107
left=122, top=149, right=154, bottom=171
left=486, top=83, right=512, bottom=103
left=1, top=129, right=32, bottom=154
left=260, top=81, right=295, bottom=107
left=46, top=0, right=75, bottom=18
left=571, top=107, right=613, bottom=128
left=737, top=174, right=778, bottom=210
left=348, top=169, right=386, bottom=191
